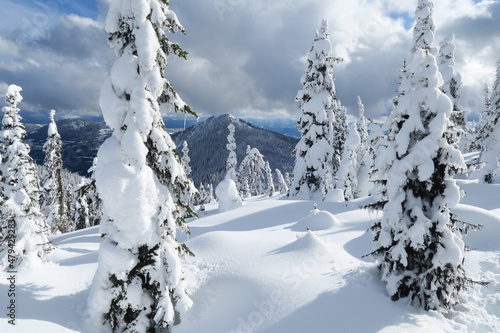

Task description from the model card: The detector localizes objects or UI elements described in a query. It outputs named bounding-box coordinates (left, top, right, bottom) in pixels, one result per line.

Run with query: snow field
left=1, top=183, right=499, bottom=332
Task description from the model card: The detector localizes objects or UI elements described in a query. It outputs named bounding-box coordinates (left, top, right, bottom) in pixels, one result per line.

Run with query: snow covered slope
left=1, top=180, right=499, bottom=332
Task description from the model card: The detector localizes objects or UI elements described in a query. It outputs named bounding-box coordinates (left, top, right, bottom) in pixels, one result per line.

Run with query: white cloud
left=1, top=0, right=499, bottom=123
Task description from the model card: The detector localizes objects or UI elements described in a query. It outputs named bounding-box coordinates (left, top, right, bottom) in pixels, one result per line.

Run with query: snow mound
left=273, top=230, right=332, bottom=255
left=454, top=204, right=500, bottom=251
left=324, top=189, right=345, bottom=203
left=215, top=179, right=243, bottom=213
left=292, top=208, right=342, bottom=231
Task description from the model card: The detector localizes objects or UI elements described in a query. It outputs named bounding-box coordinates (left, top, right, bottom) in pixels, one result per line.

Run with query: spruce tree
left=332, top=101, right=348, bottom=175
left=182, top=141, right=192, bottom=177
left=474, top=59, right=500, bottom=183
left=225, top=121, right=239, bottom=186
left=72, top=178, right=91, bottom=231
left=0, top=85, right=51, bottom=269
left=355, top=97, right=373, bottom=197
left=239, top=146, right=266, bottom=197
left=357, top=96, right=369, bottom=143
left=370, top=0, right=474, bottom=311
left=290, top=19, right=336, bottom=200
left=470, top=84, right=492, bottom=152
left=370, top=59, right=411, bottom=207
left=438, top=34, right=466, bottom=150
left=275, top=169, right=289, bottom=194
left=40, top=109, right=65, bottom=233
left=87, top=1, right=195, bottom=331
left=264, top=161, right=275, bottom=197
left=336, top=122, right=360, bottom=201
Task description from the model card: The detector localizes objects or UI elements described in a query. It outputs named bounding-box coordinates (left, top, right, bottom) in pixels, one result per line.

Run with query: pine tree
left=239, top=146, right=266, bottom=197
left=181, top=140, right=199, bottom=209
left=264, top=161, right=275, bottom=197
left=370, top=59, right=411, bottom=207
left=182, top=141, right=191, bottom=177
left=332, top=101, right=348, bottom=175
left=0, top=85, right=51, bottom=269
left=87, top=1, right=195, bottom=331
left=275, top=169, right=289, bottom=194
left=73, top=178, right=91, bottom=231
left=40, top=109, right=65, bottom=234
left=474, top=59, right=500, bottom=183
left=357, top=96, right=369, bottom=143
left=355, top=97, right=372, bottom=197
left=336, top=122, right=360, bottom=200
left=225, top=121, right=239, bottom=187
left=370, top=0, right=475, bottom=311
left=290, top=19, right=336, bottom=200
left=471, top=84, right=493, bottom=152
left=438, top=34, right=466, bottom=150
left=285, top=172, right=292, bottom=189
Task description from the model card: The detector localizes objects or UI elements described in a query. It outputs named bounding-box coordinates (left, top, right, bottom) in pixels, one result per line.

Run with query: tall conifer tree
left=87, top=1, right=195, bottom=331
left=0, top=85, right=51, bottom=269
left=40, top=109, right=65, bottom=233
left=474, top=59, right=500, bottom=183
left=290, top=19, right=336, bottom=200
left=370, top=0, right=475, bottom=311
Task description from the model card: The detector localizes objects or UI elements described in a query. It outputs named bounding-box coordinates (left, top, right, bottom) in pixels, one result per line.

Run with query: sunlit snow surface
left=1, top=179, right=500, bottom=332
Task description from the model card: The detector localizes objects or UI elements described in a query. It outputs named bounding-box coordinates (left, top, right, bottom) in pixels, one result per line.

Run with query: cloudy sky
left=1, top=0, right=499, bottom=124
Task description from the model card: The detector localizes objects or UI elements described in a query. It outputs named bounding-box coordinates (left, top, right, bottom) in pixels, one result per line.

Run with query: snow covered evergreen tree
left=355, top=97, right=373, bottom=197
left=471, top=85, right=493, bottom=153
left=239, top=146, right=266, bottom=197
left=285, top=172, right=292, bottom=189
left=182, top=141, right=191, bottom=177
left=370, top=0, right=474, bottom=311
left=0, top=85, right=51, bottom=270
left=332, top=101, right=348, bottom=173
left=290, top=19, right=336, bottom=200
left=438, top=34, right=466, bottom=150
left=357, top=96, right=369, bottom=144
left=370, top=60, right=411, bottom=206
left=336, top=122, right=360, bottom=200
left=40, top=109, right=66, bottom=234
left=275, top=169, right=289, bottom=194
left=72, top=178, right=91, bottom=231
left=264, top=161, right=275, bottom=197
left=87, top=1, right=195, bottom=331
left=474, top=59, right=500, bottom=183
left=225, top=121, right=239, bottom=186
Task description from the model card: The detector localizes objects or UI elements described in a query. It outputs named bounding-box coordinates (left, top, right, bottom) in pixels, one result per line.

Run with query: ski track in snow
left=1, top=182, right=500, bottom=332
